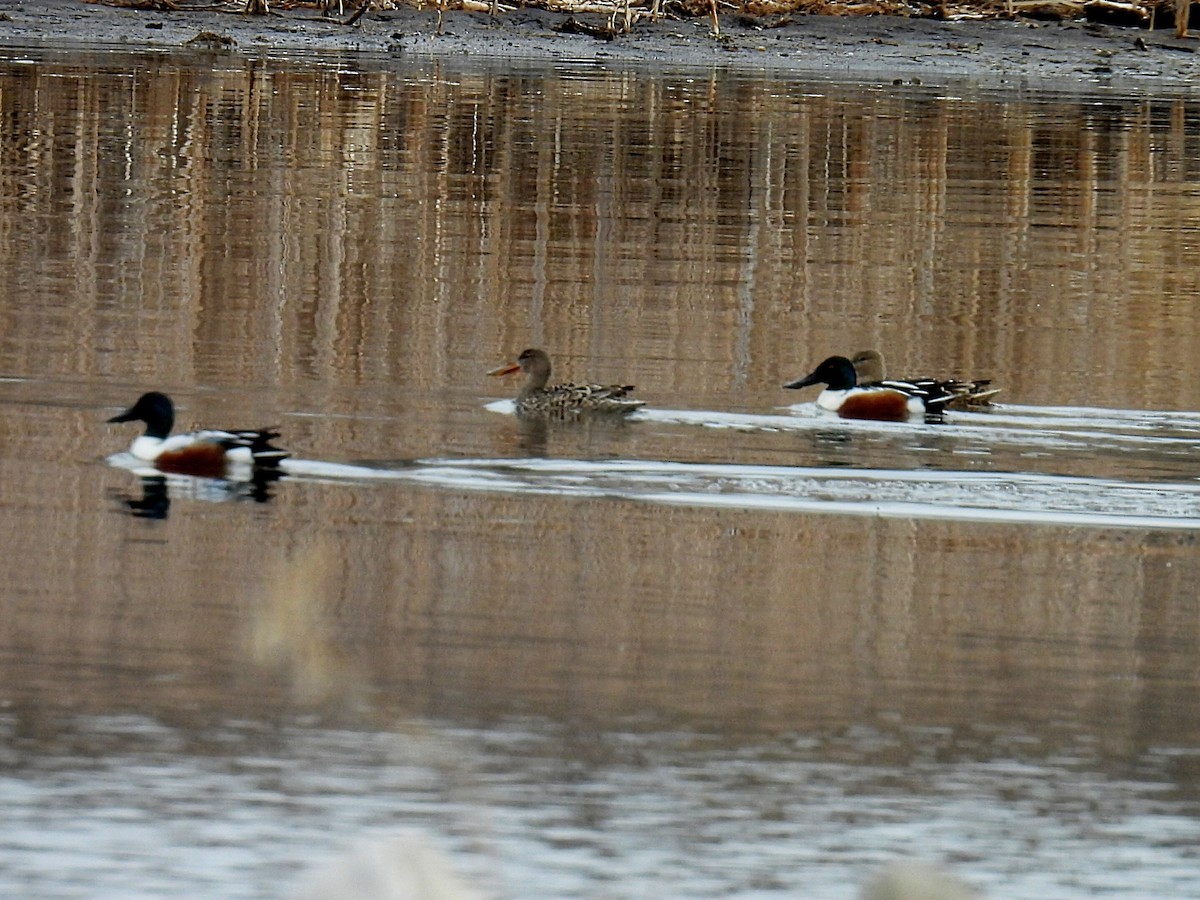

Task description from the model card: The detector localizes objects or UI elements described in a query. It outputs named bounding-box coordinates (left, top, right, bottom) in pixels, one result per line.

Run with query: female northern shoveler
left=783, top=355, right=953, bottom=422
left=488, top=348, right=645, bottom=417
left=851, top=349, right=1000, bottom=409
left=108, top=391, right=288, bottom=477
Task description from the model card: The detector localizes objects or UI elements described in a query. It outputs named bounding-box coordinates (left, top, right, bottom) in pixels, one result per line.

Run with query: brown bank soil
left=0, top=0, right=1198, bottom=88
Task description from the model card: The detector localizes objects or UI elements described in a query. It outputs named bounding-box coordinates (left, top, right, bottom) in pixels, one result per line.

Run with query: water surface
left=1, top=49, right=1200, bottom=898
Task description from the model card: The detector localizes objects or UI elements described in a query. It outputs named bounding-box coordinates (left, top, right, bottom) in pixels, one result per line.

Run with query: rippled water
left=2, top=48, right=1200, bottom=898
left=5, top=715, right=1199, bottom=898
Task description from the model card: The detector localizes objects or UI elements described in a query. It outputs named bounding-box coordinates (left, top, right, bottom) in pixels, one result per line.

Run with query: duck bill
left=107, top=407, right=137, bottom=423
left=487, top=362, right=521, bottom=377
left=782, top=373, right=821, bottom=390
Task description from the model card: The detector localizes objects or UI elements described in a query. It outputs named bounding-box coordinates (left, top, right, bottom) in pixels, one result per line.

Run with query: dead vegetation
left=85, top=0, right=1200, bottom=38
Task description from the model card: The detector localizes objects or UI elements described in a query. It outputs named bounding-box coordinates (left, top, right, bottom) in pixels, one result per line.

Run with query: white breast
left=130, top=435, right=166, bottom=461
left=816, top=389, right=850, bottom=412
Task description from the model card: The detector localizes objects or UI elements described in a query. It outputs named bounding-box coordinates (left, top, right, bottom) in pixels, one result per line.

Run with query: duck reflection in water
left=119, top=474, right=171, bottom=519
left=499, top=404, right=648, bottom=457
left=111, top=466, right=285, bottom=520
left=514, top=415, right=551, bottom=456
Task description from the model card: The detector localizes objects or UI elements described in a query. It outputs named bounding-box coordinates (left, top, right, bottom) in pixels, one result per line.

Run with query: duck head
left=783, top=356, right=858, bottom=392
left=488, top=348, right=552, bottom=393
left=108, top=392, right=175, bottom=439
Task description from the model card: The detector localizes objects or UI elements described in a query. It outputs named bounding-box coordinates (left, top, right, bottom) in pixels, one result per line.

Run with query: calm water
left=2, top=48, right=1200, bottom=898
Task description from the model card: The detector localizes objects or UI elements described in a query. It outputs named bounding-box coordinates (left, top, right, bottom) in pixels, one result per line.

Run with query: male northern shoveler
left=108, top=392, right=288, bottom=477
left=783, top=355, right=953, bottom=422
left=488, top=348, right=645, bottom=417
left=851, top=349, right=1000, bottom=409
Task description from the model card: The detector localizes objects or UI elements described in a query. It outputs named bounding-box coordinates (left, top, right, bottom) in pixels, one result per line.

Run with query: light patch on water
left=652, top=403, right=1200, bottom=452
left=107, top=449, right=1200, bottom=529
left=2, top=715, right=1198, bottom=900
left=259, top=457, right=1200, bottom=530
left=489, top=399, right=1200, bottom=451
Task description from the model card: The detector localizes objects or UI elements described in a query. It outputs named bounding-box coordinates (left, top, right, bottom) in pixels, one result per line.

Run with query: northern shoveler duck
left=488, top=348, right=645, bottom=417
left=783, top=355, right=954, bottom=421
left=107, top=392, right=288, bottom=477
left=851, top=349, right=1000, bottom=410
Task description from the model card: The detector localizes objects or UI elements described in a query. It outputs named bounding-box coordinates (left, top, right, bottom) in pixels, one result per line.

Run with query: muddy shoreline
left=1, top=0, right=1198, bottom=89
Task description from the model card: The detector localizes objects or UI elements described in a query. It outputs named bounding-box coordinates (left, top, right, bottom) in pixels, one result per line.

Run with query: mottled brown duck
left=488, top=348, right=645, bottom=417
left=851, top=349, right=1000, bottom=410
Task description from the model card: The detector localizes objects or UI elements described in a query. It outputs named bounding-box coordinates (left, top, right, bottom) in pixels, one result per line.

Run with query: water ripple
left=274, top=457, right=1200, bottom=530
left=109, top=402, right=1200, bottom=528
